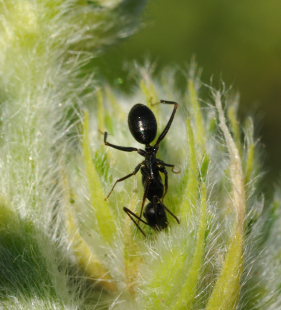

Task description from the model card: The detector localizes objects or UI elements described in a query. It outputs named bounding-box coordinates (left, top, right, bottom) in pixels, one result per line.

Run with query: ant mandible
left=104, top=100, right=180, bottom=236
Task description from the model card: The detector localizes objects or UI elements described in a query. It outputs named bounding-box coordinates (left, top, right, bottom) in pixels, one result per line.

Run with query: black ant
left=104, top=100, right=180, bottom=236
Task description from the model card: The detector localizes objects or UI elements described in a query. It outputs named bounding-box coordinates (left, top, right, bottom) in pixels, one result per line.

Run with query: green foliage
left=0, top=1, right=280, bottom=309
left=82, top=111, right=116, bottom=244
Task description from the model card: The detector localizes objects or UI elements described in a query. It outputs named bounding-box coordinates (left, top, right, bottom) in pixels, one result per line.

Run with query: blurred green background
left=94, top=0, right=281, bottom=182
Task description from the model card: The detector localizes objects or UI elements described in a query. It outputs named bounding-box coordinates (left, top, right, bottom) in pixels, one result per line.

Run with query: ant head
left=144, top=202, right=168, bottom=230
left=128, top=104, right=157, bottom=145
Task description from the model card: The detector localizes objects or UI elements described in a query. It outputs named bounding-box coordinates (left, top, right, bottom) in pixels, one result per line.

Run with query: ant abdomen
left=128, top=104, right=157, bottom=145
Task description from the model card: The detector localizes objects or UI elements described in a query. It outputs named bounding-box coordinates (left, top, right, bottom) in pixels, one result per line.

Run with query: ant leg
left=171, top=166, right=181, bottom=174
left=123, top=207, right=148, bottom=237
left=163, top=205, right=180, bottom=224
left=155, top=100, right=178, bottom=146
left=139, top=178, right=151, bottom=220
left=158, top=166, right=168, bottom=198
left=104, top=132, right=145, bottom=156
left=158, top=160, right=181, bottom=174
left=106, top=163, right=142, bottom=200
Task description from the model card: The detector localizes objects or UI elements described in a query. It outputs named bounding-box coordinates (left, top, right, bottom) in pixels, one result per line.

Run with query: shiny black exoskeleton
left=104, top=100, right=180, bottom=236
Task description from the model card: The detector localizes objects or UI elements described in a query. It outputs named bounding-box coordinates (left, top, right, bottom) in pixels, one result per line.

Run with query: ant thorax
left=143, top=150, right=159, bottom=175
